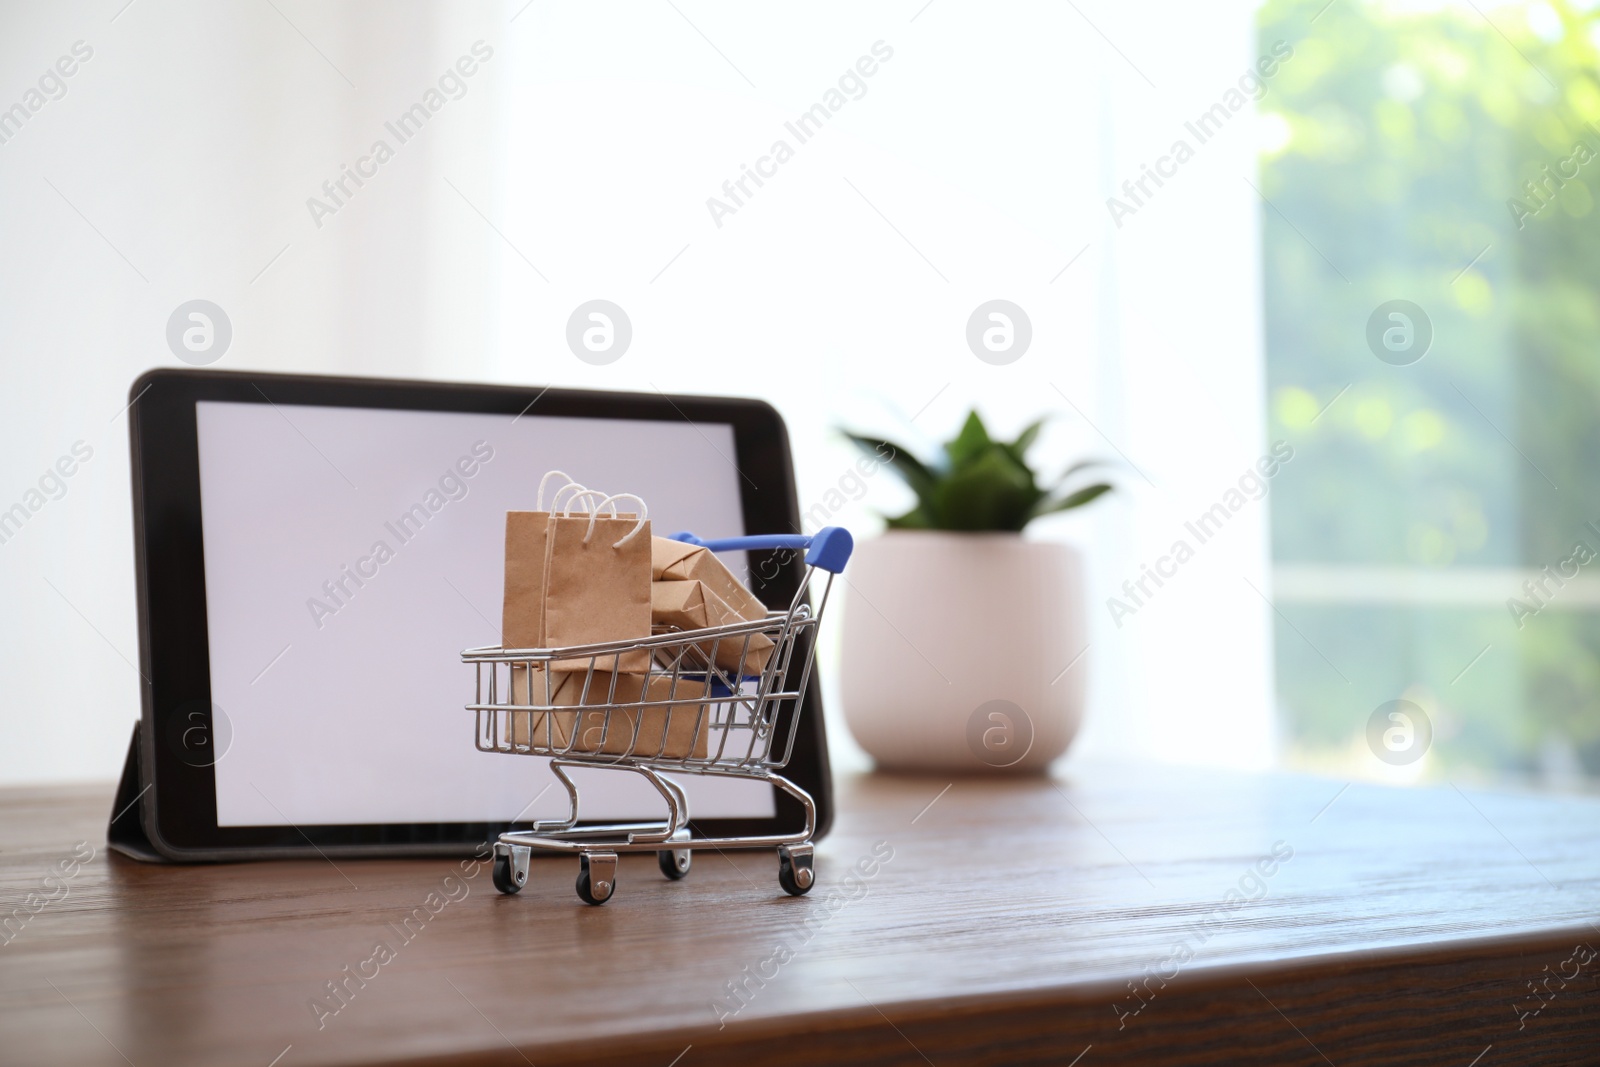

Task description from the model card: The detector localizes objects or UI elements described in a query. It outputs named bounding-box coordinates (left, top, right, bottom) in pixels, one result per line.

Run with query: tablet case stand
left=108, top=724, right=164, bottom=862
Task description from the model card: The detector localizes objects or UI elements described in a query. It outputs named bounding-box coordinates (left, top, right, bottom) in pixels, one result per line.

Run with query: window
left=1260, top=0, right=1600, bottom=786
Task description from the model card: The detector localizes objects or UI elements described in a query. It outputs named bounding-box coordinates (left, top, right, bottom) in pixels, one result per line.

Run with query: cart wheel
left=658, top=847, right=691, bottom=880
left=658, top=828, right=691, bottom=880
left=491, top=845, right=528, bottom=895
left=576, top=852, right=617, bottom=905
left=777, top=843, right=814, bottom=896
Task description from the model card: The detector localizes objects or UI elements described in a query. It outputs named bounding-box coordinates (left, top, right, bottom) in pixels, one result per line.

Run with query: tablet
left=117, top=369, right=833, bottom=861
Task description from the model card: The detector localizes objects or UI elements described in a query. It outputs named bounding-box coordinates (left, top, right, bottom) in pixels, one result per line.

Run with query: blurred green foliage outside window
left=1259, top=0, right=1600, bottom=786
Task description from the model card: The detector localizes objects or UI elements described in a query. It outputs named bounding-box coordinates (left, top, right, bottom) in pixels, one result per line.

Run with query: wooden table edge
left=375, top=923, right=1599, bottom=1067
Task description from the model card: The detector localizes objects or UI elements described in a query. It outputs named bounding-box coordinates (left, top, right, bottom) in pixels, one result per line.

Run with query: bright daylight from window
left=1259, top=0, right=1600, bottom=790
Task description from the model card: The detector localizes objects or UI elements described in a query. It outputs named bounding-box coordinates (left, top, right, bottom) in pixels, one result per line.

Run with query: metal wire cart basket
left=462, top=527, right=852, bottom=904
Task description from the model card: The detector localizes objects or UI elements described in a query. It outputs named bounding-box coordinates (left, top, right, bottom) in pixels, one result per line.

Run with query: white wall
left=0, top=0, right=1272, bottom=785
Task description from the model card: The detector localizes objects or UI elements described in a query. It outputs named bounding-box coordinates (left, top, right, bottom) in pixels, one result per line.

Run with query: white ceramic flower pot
left=839, top=531, right=1086, bottom=773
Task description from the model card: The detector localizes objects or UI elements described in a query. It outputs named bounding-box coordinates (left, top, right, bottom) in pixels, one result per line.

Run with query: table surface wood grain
left=2, top=763, right=1599, bottom=1066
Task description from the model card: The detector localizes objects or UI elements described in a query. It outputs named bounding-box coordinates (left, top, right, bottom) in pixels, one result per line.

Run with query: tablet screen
left=194, top=400, right=776, bottom=827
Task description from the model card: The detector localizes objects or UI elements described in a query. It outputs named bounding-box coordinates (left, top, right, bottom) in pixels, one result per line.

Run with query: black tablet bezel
left=128, top=368, right=833, bottom=861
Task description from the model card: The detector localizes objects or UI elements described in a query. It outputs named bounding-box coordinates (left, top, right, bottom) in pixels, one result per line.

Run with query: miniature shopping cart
left=461, top=527, right=852, bottom=904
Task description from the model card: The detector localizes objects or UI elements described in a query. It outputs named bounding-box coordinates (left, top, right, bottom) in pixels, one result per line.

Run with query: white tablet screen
left=195, top=400, right=775, bottom=827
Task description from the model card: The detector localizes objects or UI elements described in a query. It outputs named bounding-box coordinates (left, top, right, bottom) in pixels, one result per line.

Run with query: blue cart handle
left=668, top=526, right=853, bottom=574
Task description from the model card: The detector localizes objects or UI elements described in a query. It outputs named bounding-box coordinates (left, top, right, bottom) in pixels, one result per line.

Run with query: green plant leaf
left=1004, top=417, right=1049, bottom=463
left=1044, top=458, right=1115, bottom=494
left=1056, top=458, right=1111, bottom=478
left=843, top=411, right=1112, bottom=533
left=842, top=433, right=939, bottom=503
left=931, top=446, right=1040, bottom=531
left=944, top=411, right=993, bottom=467
left=884, top=506, right=934, bottom=529
left=1029, top=482, right=1113, bottom=520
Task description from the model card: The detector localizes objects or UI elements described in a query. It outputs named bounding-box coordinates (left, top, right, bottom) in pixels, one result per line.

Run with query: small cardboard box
left=509, top=668, right=709, bottom=760
left=651, top=537, right=771, bottom=625
left=650, top=579, right=774, bottom=675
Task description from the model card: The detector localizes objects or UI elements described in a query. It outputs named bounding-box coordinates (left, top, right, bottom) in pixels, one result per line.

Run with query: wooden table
left=2, top=764, right=1598, bottom=1066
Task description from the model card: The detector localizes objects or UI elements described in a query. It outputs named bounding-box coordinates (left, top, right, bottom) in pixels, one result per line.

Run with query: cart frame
left=461, top=526, right=851, bottom=903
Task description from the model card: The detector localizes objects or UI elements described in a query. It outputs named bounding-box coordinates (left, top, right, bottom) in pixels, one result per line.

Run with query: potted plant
left=839, top=411, right=1111, bottom=773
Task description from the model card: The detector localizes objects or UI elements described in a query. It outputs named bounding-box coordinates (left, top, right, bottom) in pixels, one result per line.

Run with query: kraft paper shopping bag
left=542, top=494, right=653, bottom=673
left=501, top=471, right=589, bottom=650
